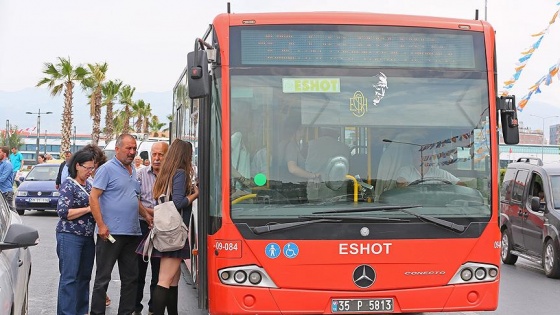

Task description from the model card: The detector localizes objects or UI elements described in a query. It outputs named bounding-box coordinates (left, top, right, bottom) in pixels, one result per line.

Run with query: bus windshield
left=229, top=25, right=491, bottom=224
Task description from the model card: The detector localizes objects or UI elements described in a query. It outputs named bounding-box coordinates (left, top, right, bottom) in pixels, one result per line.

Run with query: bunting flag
left=500, top=2, right=560, bottom=97
left=517, top=60, right=560, bottom=111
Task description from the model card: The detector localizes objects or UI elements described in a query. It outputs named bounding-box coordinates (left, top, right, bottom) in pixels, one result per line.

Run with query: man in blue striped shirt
left=134, top=141, right=168, bottom=315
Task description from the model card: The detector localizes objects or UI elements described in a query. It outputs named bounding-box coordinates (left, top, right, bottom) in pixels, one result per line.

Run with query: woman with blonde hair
left=140, top=139, right=198, bottom=315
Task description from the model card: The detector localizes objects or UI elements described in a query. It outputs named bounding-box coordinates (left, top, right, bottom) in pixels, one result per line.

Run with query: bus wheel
left=543, top=239, right=560, bottom=278
left=501, top=228, right=518, bottom=265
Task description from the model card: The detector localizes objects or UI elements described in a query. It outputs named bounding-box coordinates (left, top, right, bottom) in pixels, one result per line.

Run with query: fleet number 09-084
left=215, top=241, right=238, bottom=251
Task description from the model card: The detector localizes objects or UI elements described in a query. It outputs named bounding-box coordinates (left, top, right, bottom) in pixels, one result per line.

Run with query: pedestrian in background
left=142, top=139, right=198, bottom=315
left=134, top=141, right=169, bottom=315
left=9, top=146, right=23, bottom=182
left=55, top=149, right=96, bottom=315
left=56, top=150, right=73, bottom=190
left=89, top=134, right=152, bottom=315
left=37, top=153, right=46, bottom=164
left=0, top=146, right=14, bottom=210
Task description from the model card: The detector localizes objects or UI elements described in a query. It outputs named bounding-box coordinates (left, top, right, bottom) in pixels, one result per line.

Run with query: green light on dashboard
left=254, top=173, right=267, bottom=186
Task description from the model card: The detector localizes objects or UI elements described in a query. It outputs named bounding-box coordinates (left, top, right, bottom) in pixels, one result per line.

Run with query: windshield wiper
left=251, top=218, right=341, bottom=235
left=312, top=205, right=422, bottom=214
left=300, top=215, right=409, bottom=222
left=313, top=205, right=465, bottom=233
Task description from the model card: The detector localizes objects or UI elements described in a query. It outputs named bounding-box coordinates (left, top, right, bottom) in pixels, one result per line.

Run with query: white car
left=0, top=192, right=39, bottom=315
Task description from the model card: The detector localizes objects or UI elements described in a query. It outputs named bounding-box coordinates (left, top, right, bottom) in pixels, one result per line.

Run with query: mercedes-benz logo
left=352, top=265, right=376, bottom=288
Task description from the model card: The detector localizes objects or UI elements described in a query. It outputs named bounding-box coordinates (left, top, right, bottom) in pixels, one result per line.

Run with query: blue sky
left=1, top=0, right=559, bottom=135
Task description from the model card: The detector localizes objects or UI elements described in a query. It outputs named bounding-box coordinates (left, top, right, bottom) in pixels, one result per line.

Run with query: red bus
left=173, top=10, right=519, bottom=314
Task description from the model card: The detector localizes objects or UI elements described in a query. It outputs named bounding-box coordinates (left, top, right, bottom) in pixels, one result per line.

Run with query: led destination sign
left=232, top=27, right=485, bottom=69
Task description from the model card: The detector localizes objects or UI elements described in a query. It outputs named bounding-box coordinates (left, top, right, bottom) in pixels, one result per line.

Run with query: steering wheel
left=409, top=178, right=453, bottom=186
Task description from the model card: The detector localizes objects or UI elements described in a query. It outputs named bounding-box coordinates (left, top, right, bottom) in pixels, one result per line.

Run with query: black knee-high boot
left=167, top=285, right=179, bottom=315
left=152, top=285, right=169, bottom=315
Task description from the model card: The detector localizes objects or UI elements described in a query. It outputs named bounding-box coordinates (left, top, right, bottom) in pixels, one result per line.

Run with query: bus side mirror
left=187, top=50, right=210, bottom=99
left=498, top=95, right=519, bottom=145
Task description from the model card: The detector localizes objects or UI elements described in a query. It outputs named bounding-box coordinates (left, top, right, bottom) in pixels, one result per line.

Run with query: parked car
left=499, top=157, right=560, bottom=278
left=0, top=190, right=39, bottom=315
left=15, top=163, right=61, bottom=215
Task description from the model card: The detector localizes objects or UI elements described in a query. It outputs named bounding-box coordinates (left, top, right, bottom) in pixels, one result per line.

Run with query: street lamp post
left=530, top=114, right=559, bottom=160
left=44, top=130, right=47, bottom=154
left=25, top=109, right=53, bottom=163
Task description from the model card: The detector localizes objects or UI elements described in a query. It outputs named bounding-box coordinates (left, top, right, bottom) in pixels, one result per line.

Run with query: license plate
left=332, top=298, right=394, bottom=313
left=29, top=198, right=50, bottom=203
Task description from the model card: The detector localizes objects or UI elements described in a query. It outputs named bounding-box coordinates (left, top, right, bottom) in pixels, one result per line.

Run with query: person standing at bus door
left=56, top=150, right=73, bottom=190
left=89, top=134, right=152, bottom=315
left=55, top=149, right=96, bottom=315
left=282, top=124, right=319, bottom=183
left=0, top=147, right=15, bottom=211
left=134, top=141, right=168, bottom=315
left=9, top=146, right=23, bottom=182
left=230, top=100, right=254, bottom=190
left=142, top=139, right=198, bottom=315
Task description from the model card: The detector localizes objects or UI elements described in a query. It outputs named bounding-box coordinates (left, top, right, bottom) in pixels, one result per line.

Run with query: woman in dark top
left=145, top=139, right=198, bottom=315
left=55, top=149, right=96, bottom=315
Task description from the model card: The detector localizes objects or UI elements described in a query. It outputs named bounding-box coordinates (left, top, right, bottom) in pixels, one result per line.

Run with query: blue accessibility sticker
left=283, top=242, right=299, bottom=259
left=265, top=243, right=281, bottom=259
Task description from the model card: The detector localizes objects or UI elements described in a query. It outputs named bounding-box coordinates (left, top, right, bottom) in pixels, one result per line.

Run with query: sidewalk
left=103, top=262, right=206, bottom=314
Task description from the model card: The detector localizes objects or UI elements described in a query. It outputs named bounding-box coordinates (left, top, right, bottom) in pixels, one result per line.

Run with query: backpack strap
left=142, top=229, right=155, bottom=263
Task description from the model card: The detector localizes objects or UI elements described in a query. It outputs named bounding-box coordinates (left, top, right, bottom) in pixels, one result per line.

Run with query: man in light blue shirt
left=89, top=134, right=152, bottom=315
left=0, top=147, right=14, bottom=210
left=9, top=146, right=23, bottom=182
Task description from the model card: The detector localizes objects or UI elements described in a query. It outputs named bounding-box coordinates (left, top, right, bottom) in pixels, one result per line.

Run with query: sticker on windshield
left=283, top=242, right=299, bottom=259
left=265, top=243, right=281, bottom=259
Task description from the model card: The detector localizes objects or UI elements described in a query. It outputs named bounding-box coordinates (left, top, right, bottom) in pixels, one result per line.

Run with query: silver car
left=0, top=192, right=39, bottom=314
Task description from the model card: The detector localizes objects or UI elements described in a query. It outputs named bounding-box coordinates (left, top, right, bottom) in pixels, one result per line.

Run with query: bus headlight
left=233, top=271, right=247, bottom=283
left=449, top=262, right=499, bottom=284
left=474, top=267, right=487, bottom=280
left=248, top=271, right=262, bottom=284
left=218, top=265, right=277, bottom=288
left=460, top=268, right=473, bottom=281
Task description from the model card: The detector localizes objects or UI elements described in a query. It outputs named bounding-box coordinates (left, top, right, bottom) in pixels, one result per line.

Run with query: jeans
left=56, top=232, right=95, bottom=315
left=135, top=220, right=160, bottom=312
left=90, top=235, right=139, bottom=315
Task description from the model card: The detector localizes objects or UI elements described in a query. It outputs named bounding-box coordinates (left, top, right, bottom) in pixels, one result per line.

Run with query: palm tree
left=36, top=57, right=88, bottom=154
left=148, top=115, right=166, bottom=137
left=111, top=109, right=128, bottom=136
left=131, top=99, right=148, bottom=133
left=82, top=62, right=108, bottom=145
left=118, top=85, right=135, bottom=134
left=101, top=80, right=122, bottom=142
left=141, top=103, right=152, bottom=134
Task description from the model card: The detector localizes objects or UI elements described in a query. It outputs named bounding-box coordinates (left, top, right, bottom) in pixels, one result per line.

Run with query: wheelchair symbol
left=283, top=242, right=299, bottom=259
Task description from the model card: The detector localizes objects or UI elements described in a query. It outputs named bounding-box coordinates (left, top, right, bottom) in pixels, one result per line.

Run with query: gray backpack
left=142, top=189, right=188, bottom=261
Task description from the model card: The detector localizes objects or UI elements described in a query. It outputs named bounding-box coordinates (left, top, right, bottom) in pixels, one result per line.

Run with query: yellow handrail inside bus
left=232, top=193, right=257, bottom=205
left=345, top=175, right=359, bottom=203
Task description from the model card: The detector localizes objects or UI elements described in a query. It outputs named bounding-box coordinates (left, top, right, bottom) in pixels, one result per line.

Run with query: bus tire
left=543, top=239, right=560, bottom=278
left=501, top=228, right=518, bottom=265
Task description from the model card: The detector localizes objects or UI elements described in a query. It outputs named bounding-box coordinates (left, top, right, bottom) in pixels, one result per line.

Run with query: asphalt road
left=21, top=209, right=560, bottom=315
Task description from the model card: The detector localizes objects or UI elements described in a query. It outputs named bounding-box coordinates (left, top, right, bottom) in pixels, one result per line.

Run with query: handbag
left=142, top=184, right=188, bottom=260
